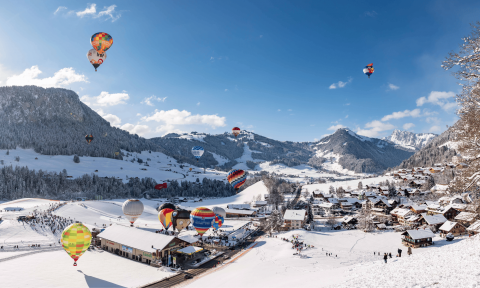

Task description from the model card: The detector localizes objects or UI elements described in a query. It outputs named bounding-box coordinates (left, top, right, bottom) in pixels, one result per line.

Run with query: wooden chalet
left=454, top=212, right=478, bottom=227
left=419, top=213, right=447, bottom=230
left=467, top=220, right=480, bottom=235
left=427, top=206, right=460, bottom=221
left=439, top=221, right=467, bottom=237
left=402, top=228, right=435, bottom=248
left=429, top=167, right=443, bottom=174
left=410, top=204, right=428, bottom=214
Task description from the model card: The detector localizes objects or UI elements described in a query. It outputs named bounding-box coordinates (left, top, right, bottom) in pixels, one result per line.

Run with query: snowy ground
left=302, top=175, right=391, bottom=194
left=186, top=228, right=471, bottom=288
left=0, top=148, right=227, bottom=184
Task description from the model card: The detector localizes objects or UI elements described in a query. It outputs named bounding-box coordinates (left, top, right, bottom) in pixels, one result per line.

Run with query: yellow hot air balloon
left=61, top=223, right=92, bottom=266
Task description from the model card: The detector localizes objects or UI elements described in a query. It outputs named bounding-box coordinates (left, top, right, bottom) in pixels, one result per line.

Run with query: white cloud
left=328, top=124, right=346, bottom=131
left=80, top=91, right=129, bottom=107
left=140, top=109, right=226, bottom=135
left=54, top=6, right=67, bottom=15
left=76, top=4, right=96, bottom=17
left=365, top=11, right=378, bottom=17
left=120, top=123, right=151, bottom=136
left=416, top=91, right=456, bottom=111
left=73, top=4, right=121, bottom=22
left=197, top=102, right=200, bottom=106
left=429, top=125, right=442, bottom=133
left=426, top=117, right=440, bottom=124
left=278, top=109, right=281, bottom=112
left=381, top=109, right=421, bottom=121
left=141, top=96, right=167, bottom=106
left=95, top=109, right=121, bottom=126
left=329, top=78, right=352, bottom=89
left=403, top=123, right=415, bottom=130
left=288, top=109, right=292, bottom=111
left=388, top=83, right=399, bottom=90
left=357, top=120, right=395, bottom=138
left=6, top=66, right=87, bottom=88
left=345, top=103, right=350, bottom=106
left=345, top=115, right=349, bottom=118
left=225, top=89, right=228, bottom=92
left=136, top=113, right=142, bottom=117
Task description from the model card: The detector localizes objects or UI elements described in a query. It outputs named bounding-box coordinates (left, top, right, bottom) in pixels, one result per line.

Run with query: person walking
left=398, top=248, right=402, bottom=257
left=383, top=253, right=388, bottom=264
left=408, top=246, right=412, bottom=256
left=389, top=252, right=392, bottom=258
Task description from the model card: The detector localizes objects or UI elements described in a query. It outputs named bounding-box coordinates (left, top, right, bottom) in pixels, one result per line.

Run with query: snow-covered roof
left=327, top=198, right=339, bottom=204
left=406, top=215, right=421, bottom=222
left=403, top=228, right=435, bottom=240
left=454, top=212, right=478, bottom=222
left=178, top=235, right=200, bottom=244
left=392, top=208, right=412, bottom=217
left=467, top=220, right=480, bottom=232
left=97, top=225, right=176, bottom=253
left=376, top=224, right=386, bottom=228
left=319, top=203, right=335, bottom=208
left=177, top=246, right=203, bottom=255
left=411, top=204, right=427, bottom=212
left=421, top=213, right=447, bottom=225
left=439, top=221, right=458, bottom=232
left=253, top=201, right=268, bottom=205
left=283, top=209, right=306, bottom=221
left=225, top=208, right=256, bottom=215
left=343, top=216, right=356, bottom=223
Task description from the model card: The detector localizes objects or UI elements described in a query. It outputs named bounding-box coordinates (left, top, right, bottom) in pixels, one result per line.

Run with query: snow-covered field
left=0, top=148, right=227, bottom=184
left=186, top=228, right=472, bottom=288
left=302, top=175, right=391, bottom=193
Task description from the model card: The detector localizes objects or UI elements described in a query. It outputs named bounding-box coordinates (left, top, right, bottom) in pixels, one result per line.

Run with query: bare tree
left=326, top=215, right=337, bottom=229
left=358, top=181, right=363, bottom=190
left=357, top=206, right=375, bottom=232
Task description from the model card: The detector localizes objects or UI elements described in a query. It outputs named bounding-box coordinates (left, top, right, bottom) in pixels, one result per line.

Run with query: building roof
left=403, top=228, right=435, bottom=240
left=284, top=209, right=306, bottom=221
left=421, top=213, right=447, bottom=225
left=225, top=208, right=256, bottom=215
left=178, top=235, right=200, bottom=244
left=411, top=204, right=427, bottom=212
left=454, top=212, right=478, bottom=222
left=253, top=201, right=268, bottom=205
left=393, top=208, right=412, bottom=217
left=177, top=246, right=203, bottom=255
left=97, top=225, right=177, bottom=253
left=439, top=221, right=458, bottom=232
left=467, top=220, right=480, bottom=232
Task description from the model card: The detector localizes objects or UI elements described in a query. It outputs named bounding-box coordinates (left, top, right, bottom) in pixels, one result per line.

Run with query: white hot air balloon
left=212, top=207, right=226, bottom=219
left=87, top=48, right=107, bottom=72
left=122, top=199, right=144, bottom=227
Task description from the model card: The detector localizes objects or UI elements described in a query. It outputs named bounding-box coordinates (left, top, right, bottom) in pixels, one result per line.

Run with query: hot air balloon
left=191, top=146, right=204, bottom=161
left=190, top=207, right=215, bottom=237
left=189, top=168, right=193, bottom=172
left=158, top=202, right=176, bottom=212
left=122, top=199, right=144, bottom=227
left=212, top=207, right=226, bottom=230
left=85, top=134, right=94, bottom=144
left=114, top=152, right=120, bottom=156
left=159, top=208, right=174, bottom=230
left=232, top=127, right=241, bottom=138
left=227, top=169, right=247, bottom=191
left=61, top=223, right=92, bottom=266
left=172, top=209, right=191, bottom=232
left=154, top=183, right=168, bottom=190
left=363, top=63, right=374, bottom=78
left=91, top=32, right=113, bottom=54
left=87, top=49, right=106, bottom=72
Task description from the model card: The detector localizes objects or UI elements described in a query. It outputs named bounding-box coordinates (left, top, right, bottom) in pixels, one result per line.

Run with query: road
left=143, top=231, right=265, bottom=288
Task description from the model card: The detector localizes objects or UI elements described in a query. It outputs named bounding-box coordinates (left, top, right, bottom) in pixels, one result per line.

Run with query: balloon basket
left=73, top=263, right=77, bottom=266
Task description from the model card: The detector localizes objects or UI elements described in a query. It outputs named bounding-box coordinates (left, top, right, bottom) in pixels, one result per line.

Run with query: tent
left=177, top=246, right=204, bottom=255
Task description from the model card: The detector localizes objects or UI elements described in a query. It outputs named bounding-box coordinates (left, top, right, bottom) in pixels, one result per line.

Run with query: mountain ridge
left=382, top=129, right=437, bottom=151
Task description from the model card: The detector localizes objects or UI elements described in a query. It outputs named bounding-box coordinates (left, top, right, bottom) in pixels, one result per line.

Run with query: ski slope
left=0, top=148, right=227, bottom=184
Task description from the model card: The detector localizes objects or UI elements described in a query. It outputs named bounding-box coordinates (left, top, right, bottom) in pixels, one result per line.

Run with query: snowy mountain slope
left=0, top=86, right=161, bottom=158
left=312, top=128, right=414, bottom=173
left=382, top=129, right=437, bottom=151
left=395, top=127, right=457, bottom=169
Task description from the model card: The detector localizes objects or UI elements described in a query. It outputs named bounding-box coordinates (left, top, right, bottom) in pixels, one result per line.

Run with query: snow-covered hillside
left=383, top=129, right=437, bottom=151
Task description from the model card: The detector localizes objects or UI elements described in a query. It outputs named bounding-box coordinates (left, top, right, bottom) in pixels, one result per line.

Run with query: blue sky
left=0, top=1, right=477, bottom=141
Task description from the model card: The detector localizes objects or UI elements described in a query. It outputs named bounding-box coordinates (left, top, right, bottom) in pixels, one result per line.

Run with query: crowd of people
left=281, top=235, right=315, bottom=253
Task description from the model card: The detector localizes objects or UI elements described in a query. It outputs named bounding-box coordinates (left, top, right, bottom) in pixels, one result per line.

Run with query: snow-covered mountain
left=311, top=128, right=415, bottom=173
left=382, top=130, right=437, bottom=151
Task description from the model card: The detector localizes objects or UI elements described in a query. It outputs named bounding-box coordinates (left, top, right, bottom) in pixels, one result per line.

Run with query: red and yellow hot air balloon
left=61, top=223, right=92, bottom=266
left=363, top=63, right=374, bottom=79
left=85, top=134, right=94, bottom=144
left=159, top=208, right=174, bottom=230
left=91, top=32, right=113, bottom=54
left=227, top=169, right=247, bottom=191
left=232, top=127, right=241, bottom=138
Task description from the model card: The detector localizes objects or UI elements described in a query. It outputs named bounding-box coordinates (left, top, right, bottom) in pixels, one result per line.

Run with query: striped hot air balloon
left=159, top=208, right=174, bottom=230
left=190, top=207, right=215, bottom=236
left=227, top=169, right=247, bottom=191
left=191, top=146, right=204, bottom=161
left=91, top=32, right=113, bottom=54
left=61, top=223, right=92, bottom=266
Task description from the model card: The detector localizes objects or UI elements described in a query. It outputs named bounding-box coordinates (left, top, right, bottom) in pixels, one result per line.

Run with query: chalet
left=467, top=220, right=480, bottom=235
left=252, top=201, right=268, bottom=208
left=225, top=208, right=257, bottom=218
left=378, top=186, right=389, bottom=195
left=439, top=221, right=467, bottom=237
left=283, top=210, right=307, bottom=230
left=410, top=204, right=428, bottom=214
left=227, top=204, right=251, bottom=210
left=391, top=208, right=414, bottom=225
left=402, top=228, right=435, bottom=248
left=429, top=167, right=443, bottom=174
left=427, top=206, right=460, bottom=221
left=431, top=184, right=449, bottom=194
left=434, top=163, right=443, bottom=167
left=419, top=213, right=447, bottom=229
left=312, top=191, right=323, bottom=198
left=376, top=223, right=387, bottom=230
left=405, top=214, right=421, bottom=226
left=454, top=212, right=478, bottom=227
left=342, top=216, right=358, bottom=229
left=319, top=202, right=340, bottom=213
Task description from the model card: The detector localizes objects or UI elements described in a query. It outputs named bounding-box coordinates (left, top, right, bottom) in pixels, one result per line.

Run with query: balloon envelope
left=363, top=63, right=374, bottom=78
left=91, top=32, right=113, bottom=54
left=232, top=127, right=241, bottom=138
left=85, top=134, right=94, bottom=144
left=172, top=209, right=191, bottom=232
left=191, top=146, right=204, bottom=160
left=154, top=183, right=167, bottom=190
left=190, top=207, right=215, bottom=236
left=158, top=202, right=176, bottom=211
left=159, top=208, right=174, bottom=230
left=61, top=223, right=91, bottom=266
left=87, top=49, right=106, bottom=71
left=227, top=169, right=247, bottom=190
left=122, top=199, right=144, bottom=225
left=213, top=215, right=224, bottom=230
